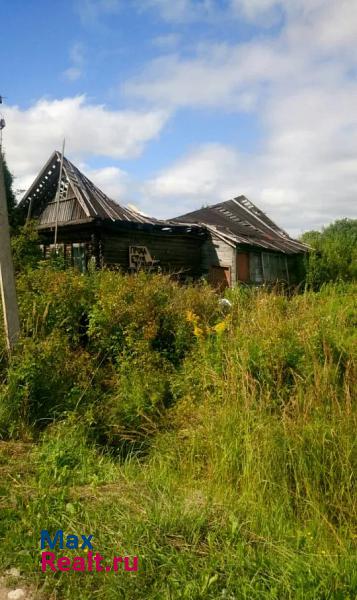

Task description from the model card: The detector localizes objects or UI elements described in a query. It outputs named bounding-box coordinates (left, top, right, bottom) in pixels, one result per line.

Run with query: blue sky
left=2, top=0, right=357, bottom=234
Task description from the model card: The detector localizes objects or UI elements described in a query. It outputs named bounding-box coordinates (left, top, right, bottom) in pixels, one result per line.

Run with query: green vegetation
left=1, top=152, right=21, bottom=230
left=301, top=219, right=357, bottom=288
left=0, top=266, right=356, bottom=599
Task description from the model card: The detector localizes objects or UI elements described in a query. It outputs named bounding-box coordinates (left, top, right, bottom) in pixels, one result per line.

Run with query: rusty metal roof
left=173, top=196, right=309, bottom=254
left=19, top=150, right=157, bottom=225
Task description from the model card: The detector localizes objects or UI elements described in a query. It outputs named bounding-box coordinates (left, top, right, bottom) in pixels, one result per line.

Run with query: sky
left=1, top=0, right=357, bottom=236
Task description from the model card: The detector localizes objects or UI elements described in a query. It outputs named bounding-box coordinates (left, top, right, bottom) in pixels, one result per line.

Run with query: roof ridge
left=19, top=150, right=156, bottom=225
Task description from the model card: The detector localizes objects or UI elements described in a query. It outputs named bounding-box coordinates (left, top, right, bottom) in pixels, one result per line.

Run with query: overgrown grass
left=0, top=270, right=356, bottom=599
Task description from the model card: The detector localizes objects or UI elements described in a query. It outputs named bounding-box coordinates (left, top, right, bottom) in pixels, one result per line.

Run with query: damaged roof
left=19, top=150, right=156, bottom=225
left=18, top=152, right=309, bottom=254
left=174, top=196, right=309, bottom=254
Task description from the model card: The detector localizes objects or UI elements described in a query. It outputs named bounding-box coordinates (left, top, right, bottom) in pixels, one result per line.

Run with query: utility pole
left=0, top=104, right=20, bottom=352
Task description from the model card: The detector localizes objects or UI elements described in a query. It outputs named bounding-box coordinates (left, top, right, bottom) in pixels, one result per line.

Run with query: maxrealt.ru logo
left=40, top=530, right=138, bottom=573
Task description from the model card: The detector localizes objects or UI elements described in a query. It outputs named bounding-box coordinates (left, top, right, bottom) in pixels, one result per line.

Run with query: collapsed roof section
left=19, top=152, right=309, bottom=255
left=19, top=150, right=157, bottom=226
left=174, top=196, right=309, bottom=254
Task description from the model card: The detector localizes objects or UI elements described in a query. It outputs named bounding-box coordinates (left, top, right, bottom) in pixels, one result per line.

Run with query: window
left=262, top=253, right=288, bottom=282
left=72, top=243, right=87, bottom=273
left=249, top=253, right=264, bottom=283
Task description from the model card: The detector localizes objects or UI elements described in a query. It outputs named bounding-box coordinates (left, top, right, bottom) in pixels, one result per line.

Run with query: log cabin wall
left=102, top=229, right=204, bottom=277
left=38, top=221, right=205, bottom=277
left=38, top=224, right=101, bottom=271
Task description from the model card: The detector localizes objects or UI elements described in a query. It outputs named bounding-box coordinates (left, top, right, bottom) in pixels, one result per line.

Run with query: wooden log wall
left=102, top=231, right=203, bottom=277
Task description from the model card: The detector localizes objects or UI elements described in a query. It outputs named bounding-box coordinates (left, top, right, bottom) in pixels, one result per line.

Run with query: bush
left=0, top=334, right=99, bottom=437
left=16, top=265, right=94, bottom=344
left=87, top=270, right=220, bottom=364
left=301, top=218, right=357, bottom=288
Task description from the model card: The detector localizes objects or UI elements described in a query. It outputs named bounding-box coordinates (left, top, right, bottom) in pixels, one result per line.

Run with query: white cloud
left=2, top=96, right=168, bottom=196
left=151, top=33, right=181, bottom=50
left=83, top=165, right=130, bottom=200
left=144, top=143, right=242, bottom=202
left=4, top=0, right=357, bottom=233
left=124, top=39, right=303, bottom=110
left=136, top=0, right=216, bottom=23
left=63, top=67, right=82, bottom=82
left=141, top=136, right=357, bottom=236
left=127, top=0, right=357, bottom=232
left=63, top=42, right=86, bottom=81
left=137, top=0, right=346, bottom=28
left=125, top=0, right=357, bottom=112
left=75, top=0, right=121, bottom=25
left=136, top=0, right=288, bottom=24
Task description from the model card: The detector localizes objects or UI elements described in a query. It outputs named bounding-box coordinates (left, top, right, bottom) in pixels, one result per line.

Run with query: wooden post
left=0, top=152, right=20, bottom=352
left=54, top=139, right=65, bottom=247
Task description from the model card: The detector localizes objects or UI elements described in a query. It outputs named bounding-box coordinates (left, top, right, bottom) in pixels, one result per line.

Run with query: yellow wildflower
left=193, top=324, right=203, bottom=337
left=213, top=320, right=227, bottom=335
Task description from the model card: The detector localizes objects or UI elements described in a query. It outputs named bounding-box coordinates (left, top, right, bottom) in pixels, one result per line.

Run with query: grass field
left=0, top=270, right=356, bottom=599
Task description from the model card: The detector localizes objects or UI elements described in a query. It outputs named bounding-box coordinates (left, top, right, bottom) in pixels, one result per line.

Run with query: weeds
left=0, top=271, right=355, bottom=598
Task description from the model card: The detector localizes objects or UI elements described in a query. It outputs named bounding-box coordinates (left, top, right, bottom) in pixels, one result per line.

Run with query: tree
left=301, top=219, right=357, bottom=288
left=11, top=221, right=42, bottom=273
left=1, top=152, right=18, bottom=229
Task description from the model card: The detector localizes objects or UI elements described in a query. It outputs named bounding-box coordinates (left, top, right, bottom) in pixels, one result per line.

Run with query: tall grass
left=0, top=271, right=355, bottom=599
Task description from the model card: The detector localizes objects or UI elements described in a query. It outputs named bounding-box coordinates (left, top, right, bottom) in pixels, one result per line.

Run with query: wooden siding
left=39, top=197, right=87, bottom=225
left=102, top=231, right=203, bottom=277
left=201, top=234, right=236, bottom=284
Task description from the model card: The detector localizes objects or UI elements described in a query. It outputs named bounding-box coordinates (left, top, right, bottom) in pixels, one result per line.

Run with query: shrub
left=87, top=270, right=220, bottom=364
left=0, top=334, right=98, bottom=437
left=16, top=265, right=94, bottom=344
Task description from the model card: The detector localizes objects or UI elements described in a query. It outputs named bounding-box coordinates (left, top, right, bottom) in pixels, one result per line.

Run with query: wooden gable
left=37, top=182, right=87, bottom=226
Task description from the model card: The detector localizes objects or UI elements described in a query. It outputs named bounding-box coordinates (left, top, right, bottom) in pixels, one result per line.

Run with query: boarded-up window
left=249, top=253, right=264, bottom=283
left=236, top=252, right=250, bottom=282
left=208, top=265, right=231, bottom=290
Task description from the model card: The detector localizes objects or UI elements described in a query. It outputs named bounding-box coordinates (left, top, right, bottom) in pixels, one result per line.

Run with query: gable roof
left=173, top=195, right=309, bottom=254
left=19, top=150, right=156, bottom=225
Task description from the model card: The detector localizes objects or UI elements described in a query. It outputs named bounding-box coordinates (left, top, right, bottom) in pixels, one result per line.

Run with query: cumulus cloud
left=124, top=40, right=301, bottom=110
left=83, top=164, right=131, bottom=201
left=142, top=134, right=357, bottom=236
left=4, top=0, right=357, bottom=233
left=143, top=144, right=243, bottom=210
left=2, top=96, right=168, bottom=196
left=129, top=0, right=357, bottom=233
left=125, top=0, right=357, bottom=111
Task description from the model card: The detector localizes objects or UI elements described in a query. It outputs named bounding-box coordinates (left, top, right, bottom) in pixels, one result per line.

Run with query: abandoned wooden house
left=18, top=151, right=308, bottom=286
left=18, top=151, right=206, bottom=278
left=174, top=197, right=309, bottom=287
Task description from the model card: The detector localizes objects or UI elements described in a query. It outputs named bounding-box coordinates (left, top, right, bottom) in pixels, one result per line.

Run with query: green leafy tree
left=11, top=221, right=42, bottom=273
left=1, top=152, right=18, bottom=228
left=301, top=219, right=357, bottom=288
